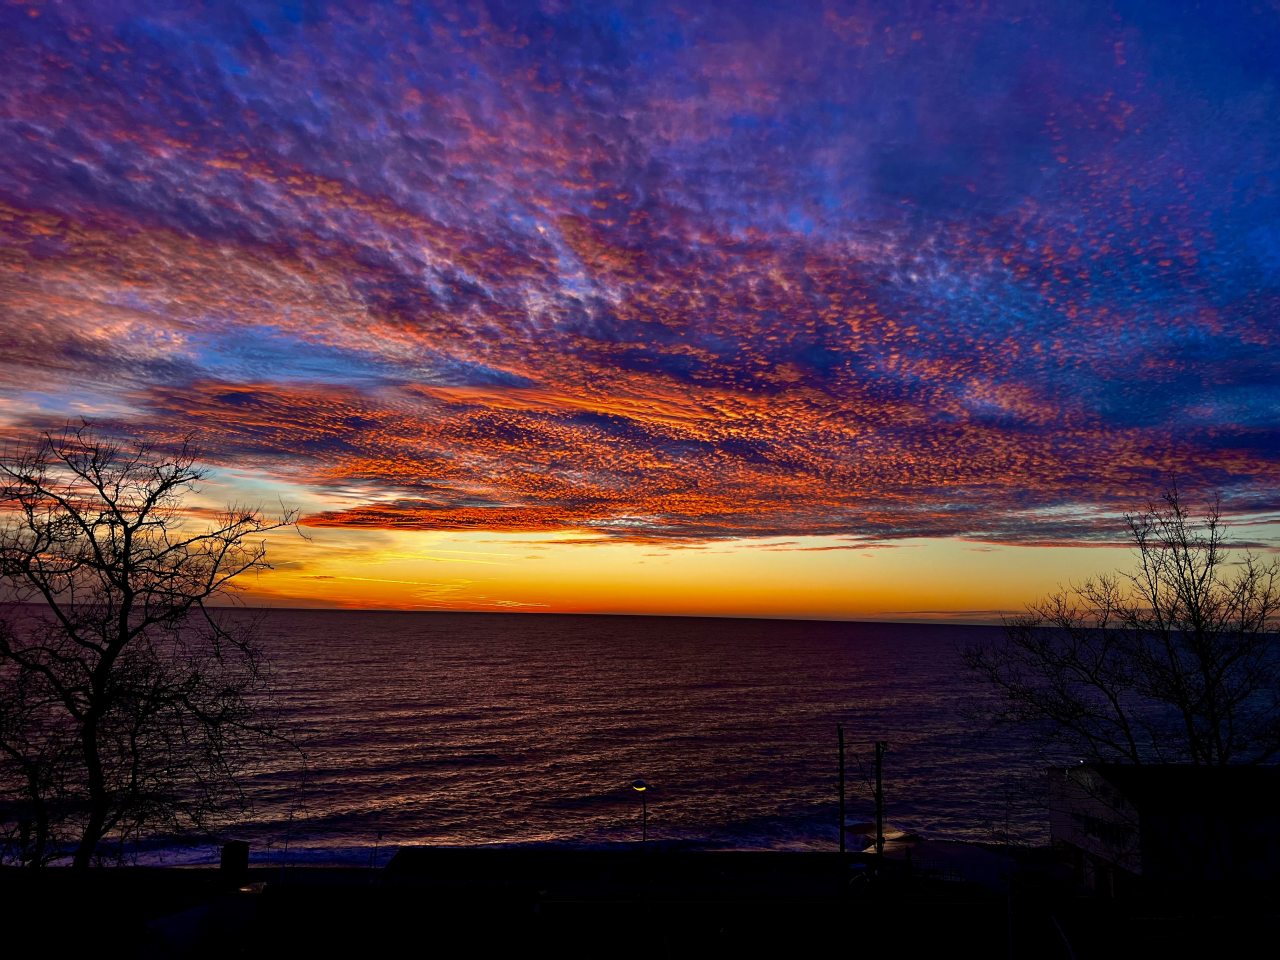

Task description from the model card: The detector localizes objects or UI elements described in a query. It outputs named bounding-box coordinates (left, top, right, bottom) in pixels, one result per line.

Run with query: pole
left=874, top=740, right=887, bottom=858
left=631, top=779, right=649, bottom=846
left=838, top=724, right=846, bottom=855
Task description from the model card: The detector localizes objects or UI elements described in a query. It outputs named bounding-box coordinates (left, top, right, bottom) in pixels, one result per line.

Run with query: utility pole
left=874, top=740, right=887, bottom=858
left=838, top=724, right=846, bottom=855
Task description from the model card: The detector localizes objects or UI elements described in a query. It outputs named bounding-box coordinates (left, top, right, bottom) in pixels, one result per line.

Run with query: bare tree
left=963, top=487, right=1280, bottom=766
left=0, top=425, right=296, bottom=868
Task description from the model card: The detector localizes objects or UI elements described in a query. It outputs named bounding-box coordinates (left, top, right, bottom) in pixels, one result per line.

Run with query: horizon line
left=226, top=603, right=1014, bottom=627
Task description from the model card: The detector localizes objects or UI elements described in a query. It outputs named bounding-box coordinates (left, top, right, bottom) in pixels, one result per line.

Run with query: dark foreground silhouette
left=5, top=844, right=1278, bottom=959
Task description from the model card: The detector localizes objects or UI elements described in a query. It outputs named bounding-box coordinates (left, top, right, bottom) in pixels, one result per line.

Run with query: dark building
left=1048, top=764, right=1280, bottom=896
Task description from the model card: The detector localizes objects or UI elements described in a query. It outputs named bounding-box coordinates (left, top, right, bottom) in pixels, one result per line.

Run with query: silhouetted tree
left=0, top=425, right=295, bottom=868
left=964, top=487, right=1280, bottom=766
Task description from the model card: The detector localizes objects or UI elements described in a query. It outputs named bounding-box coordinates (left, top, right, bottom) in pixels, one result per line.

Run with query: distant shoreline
left=176, top=604, right=1016, bottom=628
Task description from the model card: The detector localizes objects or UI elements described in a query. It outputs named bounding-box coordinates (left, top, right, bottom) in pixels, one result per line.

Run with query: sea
left=144, top=611, right=1047, bottom=865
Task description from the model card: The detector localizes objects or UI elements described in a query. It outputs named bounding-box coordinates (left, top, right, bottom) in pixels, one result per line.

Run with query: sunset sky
left=2, top=1, right=1278, bottom=619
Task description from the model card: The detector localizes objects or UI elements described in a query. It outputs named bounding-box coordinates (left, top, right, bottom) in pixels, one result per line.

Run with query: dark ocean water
left=155, top=611, right=1045, bottom=864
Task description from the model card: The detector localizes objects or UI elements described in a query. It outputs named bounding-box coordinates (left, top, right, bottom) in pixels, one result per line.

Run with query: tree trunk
left=72, top=719, right=107, bottom=870
left=26, top=769, right=49, bottom=869
left=75, top=633, right=123, bottom=870
left=30, top=810, right=48, bottom=869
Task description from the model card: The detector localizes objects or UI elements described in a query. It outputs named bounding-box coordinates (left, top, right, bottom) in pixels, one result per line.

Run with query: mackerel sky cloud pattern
left=2, top=0, right=1278, bottom=545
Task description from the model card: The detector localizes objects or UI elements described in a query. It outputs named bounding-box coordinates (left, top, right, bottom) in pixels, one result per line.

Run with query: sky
left=1, top=0, right=1278, bottom=619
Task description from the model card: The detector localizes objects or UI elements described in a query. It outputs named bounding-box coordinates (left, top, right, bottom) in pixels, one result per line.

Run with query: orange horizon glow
left=227, top=524, right=1181, bottom=625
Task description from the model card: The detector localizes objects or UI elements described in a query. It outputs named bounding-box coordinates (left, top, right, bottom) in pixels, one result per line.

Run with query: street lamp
left=631, top=779, right=649, bottom=844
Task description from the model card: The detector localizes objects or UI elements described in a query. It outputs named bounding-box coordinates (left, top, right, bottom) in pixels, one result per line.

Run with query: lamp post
left=631, top=779, right=649, bottom=844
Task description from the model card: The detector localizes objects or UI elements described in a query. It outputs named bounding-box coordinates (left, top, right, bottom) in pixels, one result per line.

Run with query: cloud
left=0, top=1, right=1277, bottom=546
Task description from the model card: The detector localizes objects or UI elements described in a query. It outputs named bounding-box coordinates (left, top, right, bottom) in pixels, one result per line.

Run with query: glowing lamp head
left=631, top=778, right=649, bottom=793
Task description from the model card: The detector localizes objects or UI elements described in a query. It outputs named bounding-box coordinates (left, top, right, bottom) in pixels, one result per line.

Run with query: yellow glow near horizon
left=239, top=525, right=1144, bottom=623
left=189, top=469, right=1280, bottom=623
